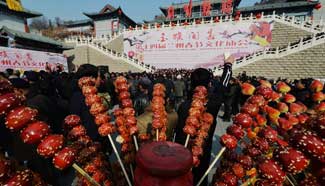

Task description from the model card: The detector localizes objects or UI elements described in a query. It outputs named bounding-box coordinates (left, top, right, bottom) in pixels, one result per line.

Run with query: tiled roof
left=0, top=0, right=42, bottom=18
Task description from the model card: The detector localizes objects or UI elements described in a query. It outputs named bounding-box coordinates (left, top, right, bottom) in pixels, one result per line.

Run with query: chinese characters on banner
left=221, top=0, right=233, bottom=15
left=0, top=47, right=68, bottom=72
left=123, top=21, right=273, bottom=69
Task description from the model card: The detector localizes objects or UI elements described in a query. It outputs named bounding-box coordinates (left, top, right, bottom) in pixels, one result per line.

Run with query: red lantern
left=171, top=22, right=176, bottom=27
left=236, top=10, right=241, bottom=15
left=315, top=3, right=322, bottom=10
left=214, top=17, right=220, bottom=23
left=235, top=15, right=240, bottom=21
left=167, top=6, right=175, bottom=19
left=196, top=19, right=201, bottom=24
left=156, top=24, right=161, bottom=28
left=256, top=13, right=262, bottom=19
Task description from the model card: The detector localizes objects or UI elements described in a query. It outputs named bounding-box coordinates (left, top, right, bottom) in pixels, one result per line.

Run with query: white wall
left=0, top=12, right=25, bottom=32
left=313, top=0, right=325, bottom=21
left=67, top=25, right=92, bottom=32
left=95, top=19, right=112, bottom=37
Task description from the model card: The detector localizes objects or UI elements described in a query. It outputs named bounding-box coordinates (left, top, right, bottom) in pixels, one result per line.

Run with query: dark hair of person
left=190, top=68, right=212, bottom=89
left=76, top=64, right=98, bottom=79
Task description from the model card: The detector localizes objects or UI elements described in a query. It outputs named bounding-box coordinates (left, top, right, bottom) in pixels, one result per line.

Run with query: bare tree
left=29, top=16, right=49, bottom=31
left=55, top=17, right=63, bottom=27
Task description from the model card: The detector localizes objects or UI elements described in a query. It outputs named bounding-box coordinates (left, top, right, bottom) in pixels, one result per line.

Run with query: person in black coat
left=175, top=57, right=233, bottom=186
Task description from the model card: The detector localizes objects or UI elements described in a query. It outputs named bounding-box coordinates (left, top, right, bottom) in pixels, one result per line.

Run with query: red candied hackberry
left=37, top=135, right=64, bottom=158
left=5, top=106, right=38, bottom=131
left=53, top=147, right=77, bottom=170
left=20, top=121, right=51, bottom=144
left=258, top=159, right=286, bottom=184
left=274, top=147, right=309, bottom=174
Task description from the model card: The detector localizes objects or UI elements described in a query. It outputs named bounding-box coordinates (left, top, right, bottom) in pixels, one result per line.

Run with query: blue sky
left=23, top=0, right=259, bottom=22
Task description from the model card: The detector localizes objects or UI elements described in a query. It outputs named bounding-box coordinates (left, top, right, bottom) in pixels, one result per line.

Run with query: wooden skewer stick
left=107, top=134, right=132, bottom=186
left=133, top=135, right=139, bottom=151
left=72, top=163, right=101, bottom=186
left=184, top=134, right=190, bottom=148
left=129, top=164, right=134, bottom=182
left=156, top=129, right=159, bottom=141
left=286, top=175, right=296, bottom=186
left=196, top=147, right=226, bottom=186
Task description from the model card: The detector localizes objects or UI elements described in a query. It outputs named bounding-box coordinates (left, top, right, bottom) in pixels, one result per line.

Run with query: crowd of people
left=0, top=59, right=322, bottom=185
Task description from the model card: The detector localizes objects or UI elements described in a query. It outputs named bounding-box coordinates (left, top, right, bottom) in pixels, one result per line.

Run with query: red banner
left=202, top=0, right=212, bottom=17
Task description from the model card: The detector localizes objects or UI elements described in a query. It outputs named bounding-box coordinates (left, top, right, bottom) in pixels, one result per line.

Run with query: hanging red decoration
left=221, top=0, right=233, bottom=14
left=202, top=0, right=212, bottom=17
left=315, top=3, right=322, bottom=10
left=214, top=17, right=220, bottom=23
left=184, top=0, right=193, bottom=18
left=167, top=6, right=175, bottom=19
left=256, top=13, right=262, bottom=19
left=128, top=26, right=133, bottom=30
left=234, top=15, right=240, bottom=21
left=156, top=24, right=161, bottom=28
left=235, top=10, right=241, bottom=15
left=143, top=25, right=148, bottom=29
left=195, top=19, right=202, bottom=24
left=171, top=22, right=176, bottom=27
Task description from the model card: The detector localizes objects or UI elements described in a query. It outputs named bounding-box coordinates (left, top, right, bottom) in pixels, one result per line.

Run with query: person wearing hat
left=134, top=78, right=152, bottom=116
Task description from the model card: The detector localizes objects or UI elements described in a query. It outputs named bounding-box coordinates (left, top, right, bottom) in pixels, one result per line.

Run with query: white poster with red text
left=123, top=21, right=273, bottom=69
left=0, top=47, right=68, bottom=72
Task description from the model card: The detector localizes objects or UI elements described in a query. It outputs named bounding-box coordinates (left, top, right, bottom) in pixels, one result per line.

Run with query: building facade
left=84, top=4, right=137, bottom=37
left=64, top=19, right=93, bottom=34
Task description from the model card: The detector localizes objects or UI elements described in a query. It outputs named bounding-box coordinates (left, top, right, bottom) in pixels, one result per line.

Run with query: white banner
left=0, top=47, right=68, bottom=72
left=123, top=20, right=273, bottom=69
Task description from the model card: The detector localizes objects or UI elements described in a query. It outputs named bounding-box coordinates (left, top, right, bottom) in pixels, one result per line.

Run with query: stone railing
left=213, top=32, right=325, bottom=75
left=74, top=39, right=154, bottom=72
left=64, top=32, right=122, bottom=44
left=123, top=11, right=324, bottom=34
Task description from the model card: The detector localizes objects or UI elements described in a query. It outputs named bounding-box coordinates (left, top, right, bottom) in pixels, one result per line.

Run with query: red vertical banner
left=184, top=0, right=193, bottom=18
left=202, top=0, right=211, bottom=17
left=221, top=0, right=233, bottom=15
left=167, top=6, right=175, bottom=20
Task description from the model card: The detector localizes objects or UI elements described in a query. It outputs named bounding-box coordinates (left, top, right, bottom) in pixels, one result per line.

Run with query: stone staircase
left=213, top=32, right=325, bottom=79
left=232, top=42, right=325, bottom=80
left=64, top=11, right=325, bottom=74
left=64, top=40, right=151, bottom=73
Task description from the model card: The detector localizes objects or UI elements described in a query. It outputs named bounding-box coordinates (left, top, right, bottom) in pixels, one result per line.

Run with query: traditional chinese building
left=0, top=0, right=69, bottom=53
left=237, top=0, right=320, bottom=22
left=145, top=0, right=321, bottom=23
left=63, top=19, right=94, bottom=35
left=0, top=0, right=41, bottom=32
left=84, top=4, right=137, bottom=37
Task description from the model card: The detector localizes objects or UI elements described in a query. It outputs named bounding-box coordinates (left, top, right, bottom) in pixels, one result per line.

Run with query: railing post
left=272, top=11, right=276, bottom=19
left=299, top=37, right=304, bottom=49
left=261, top=12, right=264, bottom=19
left=291, top=16, right=295, bottom=25
left=287, top=42, right=291, bottom=51
left=250, top=13, right=253, bottom=20
left=312, top=34, right=316, bottom=44
left=275, top=47, right=279, bottom=55
left=282, top=13, right=285, bottom=21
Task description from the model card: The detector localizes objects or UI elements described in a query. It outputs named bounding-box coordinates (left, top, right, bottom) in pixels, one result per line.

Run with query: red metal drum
left=135, top=141, right=193, bottom=186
